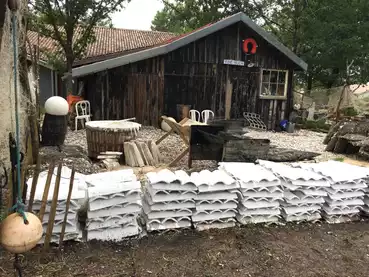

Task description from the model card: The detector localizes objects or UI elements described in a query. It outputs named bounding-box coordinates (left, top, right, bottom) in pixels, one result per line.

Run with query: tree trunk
left=66, top=55, right=73, bottom=95
left=307, top=73, right=313, bottom=96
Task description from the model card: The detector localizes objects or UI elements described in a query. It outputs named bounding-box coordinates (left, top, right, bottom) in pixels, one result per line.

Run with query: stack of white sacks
left=27, top=167, right=88, bottom=243
left=85, top=169, right=142, bottom=241
left=219, top=162, right=282, bottom=224
left=258, top=160, right=328, bottom=222
left=191, top=170, right=239, bottom=230
left=143, top=169, right=196, bottom=231
left=295, top=161, right=368, bottom=223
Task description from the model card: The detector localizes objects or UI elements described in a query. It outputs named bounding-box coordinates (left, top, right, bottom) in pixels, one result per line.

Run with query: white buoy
left=44, top=96, right=69, bottom=116
left=161, top=117, right=176, bottom=132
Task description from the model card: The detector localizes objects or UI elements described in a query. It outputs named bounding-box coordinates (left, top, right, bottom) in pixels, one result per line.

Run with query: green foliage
left=151, top=0, right=262, bottom=33
left=301, top=0, right=369, bottom=87
left=342, top=107, right=358, bottom=117
left=302, top=119, right=330, bottom=132
left=29, top=0, right=129, bottom=82
left=152, top=1, right=369, bottom=90
left=333, top=157, right=345, bottom=162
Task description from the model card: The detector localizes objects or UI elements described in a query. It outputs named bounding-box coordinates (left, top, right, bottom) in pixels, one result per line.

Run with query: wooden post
left=27, top=159, right=40, bottom=212
left=44, top=163, right=62, bottom=250
left=59, top=167, right=75, bottom=247
left=38, top=163, right=54, bottom=221
left=225, top=77, right=233, bottom=120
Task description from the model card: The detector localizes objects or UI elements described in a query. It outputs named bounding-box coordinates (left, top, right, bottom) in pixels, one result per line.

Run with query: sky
left=111, top=0, right=164, bottom=30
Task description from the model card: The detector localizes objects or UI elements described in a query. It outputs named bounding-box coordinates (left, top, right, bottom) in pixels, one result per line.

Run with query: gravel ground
left=245, top=129, right=342, bottom=162
left=60, top=127, right=340, bottom=173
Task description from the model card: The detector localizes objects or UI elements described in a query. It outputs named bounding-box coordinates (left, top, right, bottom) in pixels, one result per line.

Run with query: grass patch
left=333, top=157, right=345, bottom=162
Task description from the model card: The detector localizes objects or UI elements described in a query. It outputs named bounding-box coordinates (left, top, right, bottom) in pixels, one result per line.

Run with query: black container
left=41, top=113, right=68, bottom=146
left=207, top=118, right=245, bottom=133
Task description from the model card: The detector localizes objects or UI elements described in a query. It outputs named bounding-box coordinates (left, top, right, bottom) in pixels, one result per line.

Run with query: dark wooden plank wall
left=82, top=22, right=299, bottom=129
left=83, top=57, right=165, bottom=127
left=164, top=22, right=296, bottom=128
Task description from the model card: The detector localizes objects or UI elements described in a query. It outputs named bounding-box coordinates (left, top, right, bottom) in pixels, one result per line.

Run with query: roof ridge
left=92, top=25, right=174, bottom=35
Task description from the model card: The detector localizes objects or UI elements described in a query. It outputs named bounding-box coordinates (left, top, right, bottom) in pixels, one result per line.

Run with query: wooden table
left=156, top=116, right=205, bottom=166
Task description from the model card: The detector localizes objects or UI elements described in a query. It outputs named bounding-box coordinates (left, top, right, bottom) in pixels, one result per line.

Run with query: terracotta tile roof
left=27, top=26, right=176, bottom=66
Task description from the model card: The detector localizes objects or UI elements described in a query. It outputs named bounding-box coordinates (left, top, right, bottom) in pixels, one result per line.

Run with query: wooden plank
left=225, top=77, right=233, bottom=120
left=135, top=141, right=148, bottom=165
left=124, top=142, right=134, bottom=166
left=169, top=148, right=189, bottom=167
left=59, top=167, right=75, bottom=247
left=27, top=159, right=40, bottom=212
left=38, top=163, right=54, bottom=222
left=44, top=163, right=62, bottom=250
left=130, top=142, right=144, bottom=167
left=142, top=142, right=155, bottom=166
left=148, top=140, right=161, bottom=164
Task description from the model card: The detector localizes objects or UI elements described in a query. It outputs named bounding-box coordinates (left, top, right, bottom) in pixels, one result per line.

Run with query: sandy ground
left=1, top=222, right=369, bottom=277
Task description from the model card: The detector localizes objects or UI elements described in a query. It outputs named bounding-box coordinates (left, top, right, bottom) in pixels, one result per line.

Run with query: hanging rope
left=9, top=10, right=28, bottom=225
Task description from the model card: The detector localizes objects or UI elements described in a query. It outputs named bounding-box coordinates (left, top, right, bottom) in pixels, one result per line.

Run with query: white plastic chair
left=75, top=100, right=91, bottom=130
left=201, top=110, right=214, bottom=124
left=189, top=109, right=201, bottom=122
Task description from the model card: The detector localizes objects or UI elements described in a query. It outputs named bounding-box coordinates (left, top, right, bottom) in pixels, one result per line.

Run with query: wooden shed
left=72, top=12, right=307, bottom=129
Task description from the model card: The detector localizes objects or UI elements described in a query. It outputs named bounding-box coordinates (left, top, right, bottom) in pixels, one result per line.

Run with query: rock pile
left=85, top=169, right=142, bottom=241
left=258, top=160, right=328, bottom=222
left=219, top=162, right=282, bottom=224
left=143, top=169, right=196, bottom=231
left=191, top=170, right=239, bottom=230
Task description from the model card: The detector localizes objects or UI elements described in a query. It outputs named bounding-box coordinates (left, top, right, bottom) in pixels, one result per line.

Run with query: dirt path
left=1, top=222, right=369, bottom=277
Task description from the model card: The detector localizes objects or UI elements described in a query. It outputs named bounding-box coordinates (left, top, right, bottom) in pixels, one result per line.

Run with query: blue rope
left=11, top=13, right=28, bottom=224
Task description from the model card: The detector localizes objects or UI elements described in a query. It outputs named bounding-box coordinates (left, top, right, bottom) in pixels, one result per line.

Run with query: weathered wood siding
left=83, top=57, right=164, bottom=127
left=82, top=22, right=298, bottom=129
left=164, top=22, right=296, bottom=128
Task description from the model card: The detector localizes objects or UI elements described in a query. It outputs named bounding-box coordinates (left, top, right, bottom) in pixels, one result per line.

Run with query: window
left=260, top=69, right=288, bottom=99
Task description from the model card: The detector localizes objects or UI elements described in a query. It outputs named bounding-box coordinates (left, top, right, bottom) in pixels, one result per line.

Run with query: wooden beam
left=225, top=67, right=233, bottom=120
left=59, top=167, right=75, bottom=247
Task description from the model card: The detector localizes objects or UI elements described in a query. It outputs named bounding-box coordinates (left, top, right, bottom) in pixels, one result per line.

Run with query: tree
left=29, top=0, right=129, bottom=94
left=301, top=0, right=369, bottom=88
left=151, top=0, right=262, bottom=34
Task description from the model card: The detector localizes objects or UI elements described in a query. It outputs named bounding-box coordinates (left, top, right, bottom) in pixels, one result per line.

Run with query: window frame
left=259, top=69, right=289, bottom=100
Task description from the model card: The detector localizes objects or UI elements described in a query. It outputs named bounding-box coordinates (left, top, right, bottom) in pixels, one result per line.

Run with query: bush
left=342, top=107, right=358, bottom=116
left=301, top=119, right=331, bottom=131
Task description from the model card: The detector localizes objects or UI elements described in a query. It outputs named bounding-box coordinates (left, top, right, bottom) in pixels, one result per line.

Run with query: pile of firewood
left=124, top=140, right=162, bottom=167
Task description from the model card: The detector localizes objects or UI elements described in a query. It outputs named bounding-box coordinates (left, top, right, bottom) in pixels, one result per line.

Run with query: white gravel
left=246, top=129, right=326, bottom=153
left=246, top=129, right=341, bottom=162
left=63, top=127, right=340, bottom=171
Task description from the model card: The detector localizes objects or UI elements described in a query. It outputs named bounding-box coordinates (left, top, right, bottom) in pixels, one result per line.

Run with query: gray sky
left=111, top=0, right=164, bottom=30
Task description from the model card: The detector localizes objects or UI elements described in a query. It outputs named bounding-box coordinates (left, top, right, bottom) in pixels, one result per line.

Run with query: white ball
left=45, top=96, right=69, bottom=116
left=161, top=117, right=176, bottom=132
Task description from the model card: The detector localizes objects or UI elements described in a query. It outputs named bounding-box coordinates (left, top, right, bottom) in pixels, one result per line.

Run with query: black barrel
left=41, top=113, right=68, bottom=146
